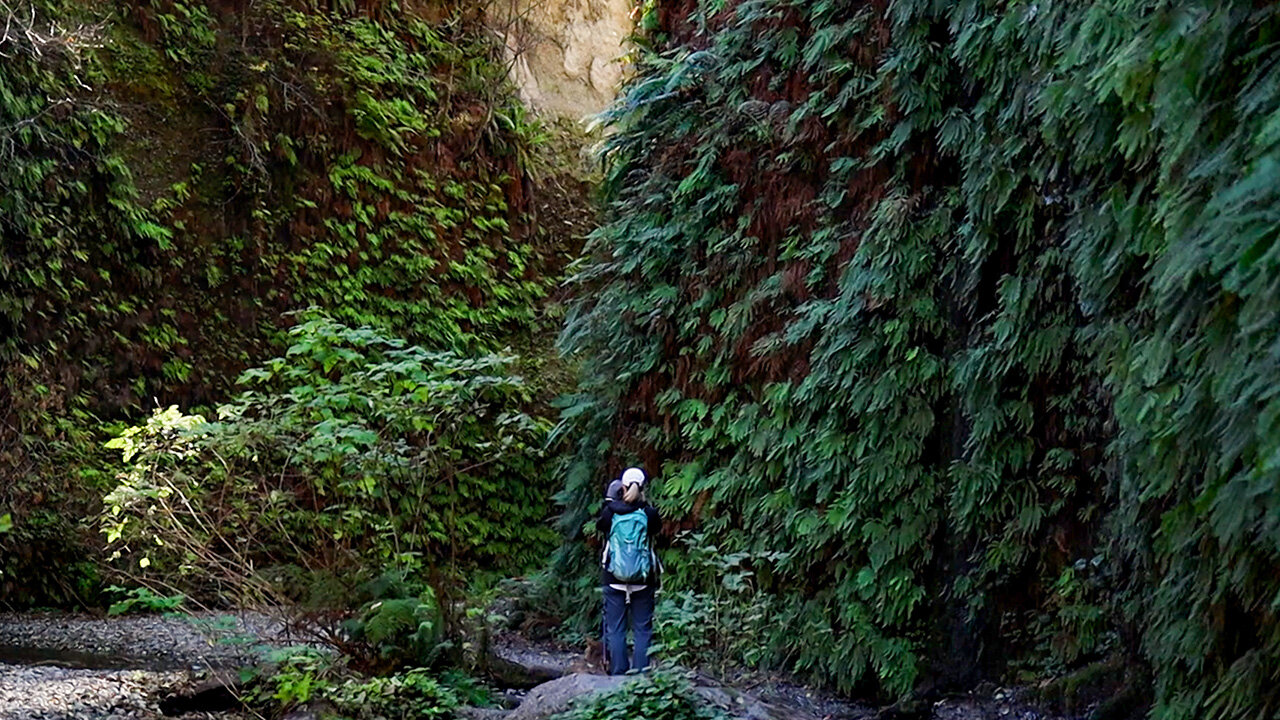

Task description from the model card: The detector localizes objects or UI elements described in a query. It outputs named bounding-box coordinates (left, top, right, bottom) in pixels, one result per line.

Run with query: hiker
left=605, top=477, right=623, bottom=502
left=597, top=466, right=662, bottom=675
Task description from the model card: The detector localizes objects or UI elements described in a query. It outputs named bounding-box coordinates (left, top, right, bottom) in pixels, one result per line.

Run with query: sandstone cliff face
left=499, top=0, right=631, bottom=118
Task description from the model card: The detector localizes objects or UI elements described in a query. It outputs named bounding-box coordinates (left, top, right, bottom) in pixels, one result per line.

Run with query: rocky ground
left=487, top=630, right=1072, bottom=720
left=0, top=612, right=1077, bottom=720
left=0, top=663, right=248, bottom=720
left=0, top=612, right=289, bottom=720
left=0, top=612, right=290, bottom=671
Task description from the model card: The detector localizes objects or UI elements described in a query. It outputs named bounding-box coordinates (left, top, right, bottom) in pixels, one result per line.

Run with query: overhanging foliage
left=0, top=0, right=571, bottom=605
left=102, top=314, right=554, bottom=599
left=557, top=1, right=1280, bottom=716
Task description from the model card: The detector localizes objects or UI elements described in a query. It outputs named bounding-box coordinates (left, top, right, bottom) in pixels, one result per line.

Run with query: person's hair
left=623, top=482, right=642, bottom=504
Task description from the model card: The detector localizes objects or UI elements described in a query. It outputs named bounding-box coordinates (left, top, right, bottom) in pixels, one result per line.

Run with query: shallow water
left=0, top=643, right=193, bottom=671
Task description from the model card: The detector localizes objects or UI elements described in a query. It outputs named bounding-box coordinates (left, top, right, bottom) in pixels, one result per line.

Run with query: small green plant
left=343, top=592, right=447, bottom=672
left=437, top=669, right=495, bottom=708
left=328, top=669, right=460, bottom=720
left=105, top=586, right=186, bottom=615
left=249, top=653, right=465, bottom=720
left=251, top=646, right=338, bottom=709
left=650, top=533, right=784, bottom=675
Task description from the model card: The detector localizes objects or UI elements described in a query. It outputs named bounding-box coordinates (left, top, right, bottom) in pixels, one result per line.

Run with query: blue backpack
left=604, top=511, right=652, bottom=583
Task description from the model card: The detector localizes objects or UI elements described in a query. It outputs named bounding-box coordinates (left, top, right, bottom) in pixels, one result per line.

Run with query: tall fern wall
left=557, top=1, right=1280, bottom=717
left=0, top=0, right=576, bottom=605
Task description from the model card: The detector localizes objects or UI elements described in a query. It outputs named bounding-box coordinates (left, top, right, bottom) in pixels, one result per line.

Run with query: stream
left=0, top=644, right=187, bottom=672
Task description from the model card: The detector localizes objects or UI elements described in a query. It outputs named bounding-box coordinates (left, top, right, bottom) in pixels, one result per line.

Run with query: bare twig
left=0, top=0, right=107, bottom=65
left=0, top=1, right=112, bottom=157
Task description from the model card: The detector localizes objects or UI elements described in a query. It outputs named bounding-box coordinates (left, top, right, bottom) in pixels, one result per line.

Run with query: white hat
left=620, top=467, right=646, bottom=487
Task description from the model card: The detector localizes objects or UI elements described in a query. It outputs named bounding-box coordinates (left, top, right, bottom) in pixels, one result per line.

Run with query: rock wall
left=498, top=0, right=631, bottom=118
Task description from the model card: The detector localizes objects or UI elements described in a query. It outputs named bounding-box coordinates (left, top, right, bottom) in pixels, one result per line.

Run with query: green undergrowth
left=554, top=0, right=1280, bottom=717
left=100, top=315, right=555, bottom=602
left=105, top=585, right=187, bottom=615
left=248, top=650, right=494, bottom=720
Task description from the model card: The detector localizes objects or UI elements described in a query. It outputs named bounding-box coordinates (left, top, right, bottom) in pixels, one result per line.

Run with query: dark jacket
left=596, top=498, right=662, bottom=587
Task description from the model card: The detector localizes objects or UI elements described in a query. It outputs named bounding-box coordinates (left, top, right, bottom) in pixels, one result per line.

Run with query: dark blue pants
left=602, top=585, right=654, bottom=675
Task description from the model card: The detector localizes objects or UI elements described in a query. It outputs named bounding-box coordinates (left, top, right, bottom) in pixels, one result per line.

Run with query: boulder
left=692, top=684, right=807, bottom=720
left=504, top=670, right=837, bottom=720
left=506, top=673, right=629, bottom=720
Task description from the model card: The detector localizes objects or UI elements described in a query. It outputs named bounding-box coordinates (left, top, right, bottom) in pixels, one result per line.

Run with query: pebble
left=0, top=662, right=252, bottom=719
left=0, top=612, right=291, bottom=670
left=0, top=612, right=293, bottom=720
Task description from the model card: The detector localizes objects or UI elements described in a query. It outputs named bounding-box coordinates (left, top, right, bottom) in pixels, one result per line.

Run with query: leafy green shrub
left=343, top=594, right=446, bottom=672
left=327, top=669, right=460, bottom=720
left=250, top=650, right=469, bottom=720
left=106, top=586, right=186, bottom=616
left=651, top=534, right=783, bottom=675
left=552, top=671, right=723, bottom=720
left=100, top=314, right=555, bottom=601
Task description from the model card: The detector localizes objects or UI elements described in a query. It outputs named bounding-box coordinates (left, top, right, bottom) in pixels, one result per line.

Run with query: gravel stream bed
left=0, top=612, right=291, bottom=720
left=0, top=663, right=250, bottom=720
left=0, top=612, right=289, bottom=670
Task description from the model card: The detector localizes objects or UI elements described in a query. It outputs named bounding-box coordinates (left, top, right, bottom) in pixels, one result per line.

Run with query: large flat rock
left=506, top=673, right=629, bottom=720
left=504, top=672, right=835, bottom=720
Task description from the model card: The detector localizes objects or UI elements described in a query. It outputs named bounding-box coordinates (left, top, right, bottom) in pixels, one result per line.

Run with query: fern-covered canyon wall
left=557, top=2, right=1280, bottom=718
left=4, top=0, right=1280, bottom=718
left=0, top=0, right=594, bottom=605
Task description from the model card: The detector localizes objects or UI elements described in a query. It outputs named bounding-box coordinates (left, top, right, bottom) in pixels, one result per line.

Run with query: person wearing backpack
left=596, top=466, right=662, bottom=675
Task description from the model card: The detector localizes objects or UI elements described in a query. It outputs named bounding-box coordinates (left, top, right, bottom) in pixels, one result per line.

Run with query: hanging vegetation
left=101, top=314, right=554, bottom=602
left=557, top=1, right=1280, bottom=717
left=0, top=0, right=572, bottom=606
